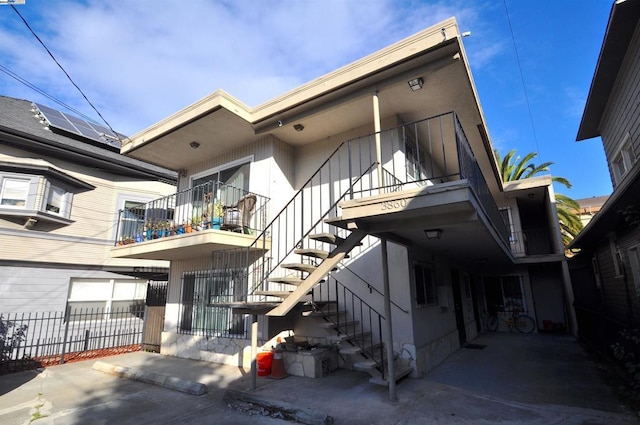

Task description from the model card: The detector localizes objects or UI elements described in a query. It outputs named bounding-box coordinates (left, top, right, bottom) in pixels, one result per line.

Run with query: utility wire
left=502, top=0, right=543, bottom=161
left=0, top=64, right=101, bottom=124
left=11, top=5, right=121, bottom=141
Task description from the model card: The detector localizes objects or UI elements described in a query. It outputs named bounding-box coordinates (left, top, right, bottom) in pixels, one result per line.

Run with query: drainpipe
left=381, top=238, right=397, bottom=401
left=250, top=314, right=258, bottom=391
left=373, top=90, right=383, bottom=190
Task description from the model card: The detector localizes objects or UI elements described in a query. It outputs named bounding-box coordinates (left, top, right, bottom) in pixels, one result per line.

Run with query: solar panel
left=32, top=102, right=124, bottom=149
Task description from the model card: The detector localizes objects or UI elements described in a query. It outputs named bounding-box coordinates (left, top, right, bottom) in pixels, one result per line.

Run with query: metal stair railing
left=208, top=111, right=508, bottom=304
left=311, top=275, right=386, bottom=380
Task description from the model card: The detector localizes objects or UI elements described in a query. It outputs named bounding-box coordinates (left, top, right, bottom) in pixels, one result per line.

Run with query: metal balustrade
left=115, top=181, right=270, bottom=245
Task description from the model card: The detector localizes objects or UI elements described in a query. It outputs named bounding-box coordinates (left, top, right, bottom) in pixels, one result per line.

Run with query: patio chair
left=222, top=194, right=257, bottom=233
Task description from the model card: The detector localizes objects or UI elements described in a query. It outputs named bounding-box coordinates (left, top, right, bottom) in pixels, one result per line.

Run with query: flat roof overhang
left=118, top=17, right=502, bottom=193
left=331, top=181, right=514, bottom=266
left=110, top=230, right=270, bottom=261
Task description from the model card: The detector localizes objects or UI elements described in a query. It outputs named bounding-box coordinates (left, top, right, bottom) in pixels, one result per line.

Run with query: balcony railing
left=510, top=229, right=554, bottom=256
left=115, top=181, right=269, bottom=246
left=199, top=111, right=509, bottom=306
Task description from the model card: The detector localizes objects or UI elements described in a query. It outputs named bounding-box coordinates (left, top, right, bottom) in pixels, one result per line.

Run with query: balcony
left=111, top=182, right=270, bottom=261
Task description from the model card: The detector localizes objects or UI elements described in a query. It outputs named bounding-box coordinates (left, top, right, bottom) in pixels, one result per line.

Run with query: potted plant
left=212, top=202, right=224, bottom=230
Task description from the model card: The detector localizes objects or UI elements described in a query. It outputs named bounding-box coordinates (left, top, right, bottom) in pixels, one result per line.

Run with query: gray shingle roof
left=0, top=95, right=176, bottom=184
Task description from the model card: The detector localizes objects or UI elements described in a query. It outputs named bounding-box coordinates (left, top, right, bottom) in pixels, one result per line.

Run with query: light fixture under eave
left=424, top=229, right=442, bottom=240
left=408, top=77, right=424, bottom=91
left=293, top=123, right=304, bottom=132
left=189, top=141, right=200, bottom=149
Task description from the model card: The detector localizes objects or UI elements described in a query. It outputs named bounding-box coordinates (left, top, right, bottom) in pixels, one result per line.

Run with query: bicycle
left=486, top=305, right=535, bottom=333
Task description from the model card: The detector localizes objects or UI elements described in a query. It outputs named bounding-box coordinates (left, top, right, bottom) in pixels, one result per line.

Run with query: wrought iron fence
left=115, top=181, right=270, bottom=246
left=0, top=305, right=146, bottom=374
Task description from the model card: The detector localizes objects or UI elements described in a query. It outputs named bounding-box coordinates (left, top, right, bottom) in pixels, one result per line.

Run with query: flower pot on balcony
left=212, top=217, right=222, bottom=230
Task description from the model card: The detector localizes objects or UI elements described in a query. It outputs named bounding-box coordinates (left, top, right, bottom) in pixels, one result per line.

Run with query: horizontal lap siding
left=600, top=21, right=640, bottom=189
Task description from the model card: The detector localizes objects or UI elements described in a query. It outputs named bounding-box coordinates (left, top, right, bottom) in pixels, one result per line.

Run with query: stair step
left=267, top=277, right=304, bottom=286
left=294, top=248, right=329, bottom=259
left=318, top=320, right=359, bottom=329
left=281, top=263, right=317, bottom=273
left=302, top=308, right=345, bottom=317
left=339, top=343, right=382, bottom=356
left=369, top=365, right=413, bottom=386
left=353, top=359, right=378, bottom=371
left=254, top=291, right=292, bottom=298
left=327, top=331, right=372, bottom=343
left=308, top=233, right=346, bottom=246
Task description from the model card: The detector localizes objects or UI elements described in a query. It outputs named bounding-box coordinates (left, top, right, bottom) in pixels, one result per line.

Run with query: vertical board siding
left=600, top=21, right=640, bottom=188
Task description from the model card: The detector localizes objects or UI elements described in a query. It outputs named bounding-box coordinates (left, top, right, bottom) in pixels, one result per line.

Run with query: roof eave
left=576, top=0, right=640, bottom=141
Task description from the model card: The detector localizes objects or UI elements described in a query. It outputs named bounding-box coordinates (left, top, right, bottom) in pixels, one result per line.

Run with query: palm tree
left=494, top=149, right=582, bottom=246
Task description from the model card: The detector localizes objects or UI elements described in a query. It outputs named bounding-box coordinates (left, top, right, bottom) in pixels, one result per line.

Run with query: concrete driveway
left=0, top=333, right=637, bottom=424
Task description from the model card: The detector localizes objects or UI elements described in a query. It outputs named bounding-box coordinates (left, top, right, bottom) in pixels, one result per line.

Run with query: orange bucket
left=256, top=351, right=273, bottom=376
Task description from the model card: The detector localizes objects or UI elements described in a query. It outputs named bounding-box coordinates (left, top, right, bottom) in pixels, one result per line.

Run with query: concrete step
left=294, top=248, right=329, bottom=259
left=267, top=277, right=304, bottom=286
left=254, top=290, right=293, bottom=298
left=281, top=263, right=317, bottom=273
left=302, top=308, right=345, bottom=317
left=318, top=320, right=359, bottom=329
left=369, top=364, right=413, bottom=386
left=338, top=342, right=382, bottom=356
left=326, top=331, right=371, bottom=343
left=308, top=233, right=346, bottom=246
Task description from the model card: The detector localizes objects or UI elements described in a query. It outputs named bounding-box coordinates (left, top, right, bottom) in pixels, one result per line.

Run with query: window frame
left=178, top=269, right=247, bottom=337
left=612, top=132, right=637, bottom=184
left=0, top=171, right=81, bottom=224
left=414, top=262, right=438, bottom=307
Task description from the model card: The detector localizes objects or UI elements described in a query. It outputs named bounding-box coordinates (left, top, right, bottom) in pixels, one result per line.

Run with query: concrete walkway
left=0, top=333, right=637, bottom=424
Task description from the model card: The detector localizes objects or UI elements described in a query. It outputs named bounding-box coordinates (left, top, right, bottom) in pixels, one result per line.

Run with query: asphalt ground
left=0, top=332, right=637, bottom=424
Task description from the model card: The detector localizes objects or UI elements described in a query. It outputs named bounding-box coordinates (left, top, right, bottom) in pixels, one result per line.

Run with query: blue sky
left=0, top=1, right=613, bottom=200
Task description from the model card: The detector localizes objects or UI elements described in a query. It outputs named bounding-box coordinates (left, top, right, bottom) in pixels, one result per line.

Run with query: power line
left=502, top=0, right=543, bottom=161
left=10, top=5, right=121, bottom=141
left=0, top=64, right=101, bottom=123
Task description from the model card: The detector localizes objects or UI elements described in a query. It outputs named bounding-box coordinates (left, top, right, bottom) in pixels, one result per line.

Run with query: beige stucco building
left=112, top=17, right=572, bottom=390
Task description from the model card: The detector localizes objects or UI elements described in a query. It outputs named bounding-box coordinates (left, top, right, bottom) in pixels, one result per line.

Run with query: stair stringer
left=266, top=230, right=367, bottom=317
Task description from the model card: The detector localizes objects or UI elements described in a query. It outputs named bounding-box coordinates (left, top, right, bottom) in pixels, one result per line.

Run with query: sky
left=0, top=0, right=614, bottom=200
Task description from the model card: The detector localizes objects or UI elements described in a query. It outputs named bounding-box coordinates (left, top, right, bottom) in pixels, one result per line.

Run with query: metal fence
left=0, top=305, right=145, bottom=374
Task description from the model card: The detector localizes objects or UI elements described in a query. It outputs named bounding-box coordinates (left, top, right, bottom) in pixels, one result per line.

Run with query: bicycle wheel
left=514, top=314, right=535, bottom=333
left=486, top=315, right=499, bottom=332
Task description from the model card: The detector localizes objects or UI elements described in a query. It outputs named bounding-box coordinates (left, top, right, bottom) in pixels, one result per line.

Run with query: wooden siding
left=600, top=21, right=640, bottom=189
left=593, top=228, right=640, bottom=326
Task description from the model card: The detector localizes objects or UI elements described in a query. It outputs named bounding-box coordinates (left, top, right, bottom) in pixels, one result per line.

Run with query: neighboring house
left=0, top=95, right=177, bottom=315
left=112, top=17, right=572, bottom=387
left=571, top=0, right=640, bottom=352
left=576, top=196, right=609, bottom=228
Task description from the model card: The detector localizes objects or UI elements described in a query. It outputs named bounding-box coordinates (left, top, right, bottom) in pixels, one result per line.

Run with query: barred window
left=178, top=270, right=246, bottom=338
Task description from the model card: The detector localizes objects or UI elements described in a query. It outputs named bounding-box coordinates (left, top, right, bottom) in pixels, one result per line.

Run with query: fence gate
left=142, top=281, right=167, bottom=352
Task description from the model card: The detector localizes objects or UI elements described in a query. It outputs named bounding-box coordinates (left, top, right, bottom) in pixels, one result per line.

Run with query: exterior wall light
left=424, top=229, right=442, bottom=239
left=293, top=124, right=305, bottom=132
left=408, top=77, right=424, bottom=91
left=189, top=141, right=200, bottom=149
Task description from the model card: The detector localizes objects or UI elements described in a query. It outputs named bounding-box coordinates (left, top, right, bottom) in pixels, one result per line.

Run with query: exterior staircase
left=210, top=129, right=415, bottom=386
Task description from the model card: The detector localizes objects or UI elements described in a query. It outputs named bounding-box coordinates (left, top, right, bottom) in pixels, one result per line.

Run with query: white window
left=45, top=185, right=65, bottom=214
left=609, top=237, right=623, bottom=277
left=414, top=263, right=438, bottom=307
left=612, top=133, right=636, bottom=184
left=0, top=173, right=76, bottom=222
left=0, top=178, right=29, bottom=207
left=67, top=278, right=147, bottom=319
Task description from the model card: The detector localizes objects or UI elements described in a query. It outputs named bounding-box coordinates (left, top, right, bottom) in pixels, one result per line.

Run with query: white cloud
left=0, top=0, right=487, bottom=135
